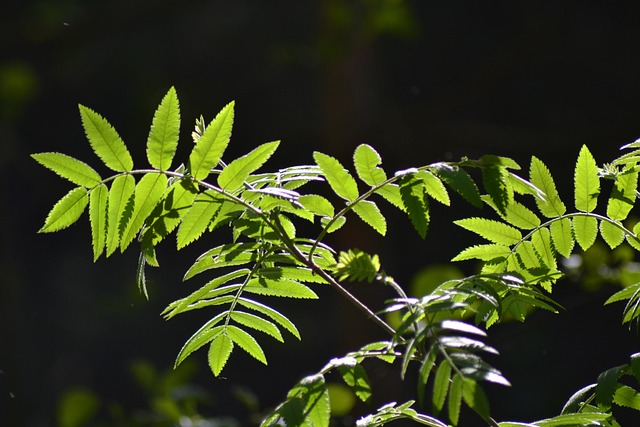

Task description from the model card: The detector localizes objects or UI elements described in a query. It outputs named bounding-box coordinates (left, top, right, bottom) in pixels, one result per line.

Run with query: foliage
left=34, top=87, right=640, bottom=426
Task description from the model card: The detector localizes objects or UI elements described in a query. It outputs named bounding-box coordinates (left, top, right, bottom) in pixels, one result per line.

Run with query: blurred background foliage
left=4, top=0, right=640, bottom=425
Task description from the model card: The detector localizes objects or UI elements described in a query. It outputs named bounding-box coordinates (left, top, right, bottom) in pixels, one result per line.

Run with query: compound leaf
left=226, top=325, right=267, bottom=364
left=354, top=143, right=387, bottom=186
left=147, top=86, right=180, bottom=171
left=32, top=152, right=102, bottom=188
left=454, top=218, right=522, bottom=245
left=39, top=186, right=88, bottom=233
left=574, top=145, right=600, bottom=212
left=120, top=173, right=168, bottom=251
left=106, top=174, right=135, bottom=256
left=89, top=184, right=108, bottom=261
left=189, top=101, right=234, bottom=180
left=218, top=141, right=280, bottom=191
left=352, top=199, right=387, bottom=235
left=208, top=333, right=234, bottom=377
left=530, top=156, right=565, bottom=218
left=314, top=152, right=359, bottom=201
left=79, top=105, right=133, bottom=172
left=298, top=194, right=335, bottom=217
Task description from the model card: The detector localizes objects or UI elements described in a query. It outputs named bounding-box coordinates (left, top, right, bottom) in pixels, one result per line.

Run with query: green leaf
left=265, top=375, right=330, bottom=427
left=218, top=141, right=280, bottom=191
left=183, top=243, right=260, bottom=280
left=448, top=373, right=464, bottom=426
left=417, top=348, right=438, bottom=406
left=433, top=361, right=452, bottom=413
left=338, top=364, right=372, bottom=403
left=550, top=218, right=574, bottom=258
left=574, top=145, right=600, bottom=212
left=237, top=297, right=301, bottom=339
left=89, top=184, right=108, bottom=261
left=141, top=179, right=199, bottom=246
left=400, top=175, right=430, bottom=238
left=535, top=413, right=611, bottom=426
left=483, top=165, right=513, bottom=215
left=314, top=152, right=359, bottom=201
left=418, top=170, right=450, bottom=206
left=244, top=278, right=318, bottom=299
left=298, top=194, right=335, bottom=217
left=613, top=384, right=640, bottom=410
left=496, top=200, right=541, bottom=230
left=531, top=227, right=557, bottom=268
left=230, top=311, right=283, bottom=342
left=189, top=101, right=235, bottom=180
left=39, top=186, right=89, bottom=233
left=320, top=216, right=347, bottom=233
left=352, top=199, right=387, bottom=235
left=175, top=322, right=225, bottom=367
left=573, top=216, right=598, bottom=251
left=105, top=174, right=135, bottom=256
left=596, top=364, right=627, bottom=410
left=605, top=282, right=640, bottom=306
left=176, top=191, right=225, bottom=249
left=600, top=221, right=625, bottom=249
left=530, top=156, right=566, bottom=218
left=454, top=218, right=522, bottom=245
left=79, top=105, right=133, bottom=172
left=32, top=152, right=102, bottom=187
left=146, top=86, right=180, bottom=171
left=208, top=333, right=234, bottom=376
left=120, top=173, right=168, bottom=251
left=452, top=244, right=511, bottom=262
left=375, top=183, right=405, bottom=211
left=461, top=379, right=490, bottom=420
left=226, top=325, right=267, bottom=364
left=608, top=168, right=638, bottom=221
left=561, top=383, right=596, bottom=414
left=353, top=144, right=387, bottom=186
left=434, top=163, right=482, bottom=207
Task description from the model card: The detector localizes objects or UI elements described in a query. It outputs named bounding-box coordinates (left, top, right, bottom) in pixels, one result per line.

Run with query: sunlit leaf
left=530, top=156, right=566, bottom=218
left=454, top=218, right=522, bottom=245
left=314, top=152, right=359, bottom=201
left=120, top=173, right=168, bottom=251
left=226, top=325, right=267, bottom=364
left=574, top=145, right=600, bottom=212
left=572, top=216, right=598, bottom=251
left=400, top=175, right=430, bottom=238
left=106, top=174, right=135, bottom=256
left=608, top=168, right=638, bottom=221
left=147, top=86, right=180, bottom=170
left=550, top=218, right=574, bottom=258
left=352, top=199, right=387, bottom=235
left=189, top=101, right=234, bottom=180
left=39, top=186, right=88, bottom=233
left=231, top=311, right=283, bottom=342
left=434, top=163, right=482, bottom=207
left=354, top=143, right=386, bottom=186
left=218, top=141, right=280, bottom=191
left=79, top=105, right=133, bottom=172
left=600, top=220, right=625, bottom=249
left=89, top=184, right=108, bottom=261
left=208, top=333, right=234, bottom=376
left=32, top=152, right=102, bottom=187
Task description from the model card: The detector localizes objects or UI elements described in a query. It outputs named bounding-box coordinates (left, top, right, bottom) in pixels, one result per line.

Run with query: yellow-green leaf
left=106, top=174, right=135, bottom=257
left=120, top=173, right=168, bottom=251
left=146, top=86, right=180, bottom=171
left=600, top=221, right=625, bottom=249
left=550, top=218, right=574, bottom=258
left=32, top=152, right=101, bottom=188
left=353, top=143, right=387, bottom=186
left=314, top=152, right=359, bottom=201
left=573, top=215, right=598, bottom=251
left=39, top=187, right=88, bottom=233
left=352, top=199, right=386, bottom=235
left=208, top=333, right=234, bottom=376
left=218, top=141, right=280, bottom=191
left=608, top=168, right=638, bottom=221
left=226, top=325, right=267, bottom=365
left=574, top=145, right=600, bottom=212
left=79, top=105, right=133, bottom=172
left=419, top=170, right=450, bottom=206
left=189, top=101, right=234, bottom=180
left=89, top=184, right=108, bottom=261
left=530, top=156, right=566, bottom=218
left=454, top=218, right=522, bottom=245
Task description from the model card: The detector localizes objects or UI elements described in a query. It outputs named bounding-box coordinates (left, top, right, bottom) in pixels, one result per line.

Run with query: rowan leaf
left=433, top=360, right=452, bottom=413
left=600, top=221, right=625, bottom=249
left=120, top=173, right=168, bottom=251
left=177, top=191, right=225, bottom=249
left=483, top=165, right=513, bottom=215
left=454, top=218, right=522, bottom=245
left=89, top=184, right=108, bottom=261
left=550, top=218, right=574, bottom=258
left=608, top=168, right=638, bottom=221
left=573, top=216, right=598, bottom=251
left=106, top=174, right=135, bottom=256
left=189, top=101, right=234, bottom=180
left=314, top=152, right=359, bottom=201
left=244, top=278, right=318, bottom=299
left=419, top=170, right=450, bottom=206
left=352, top=199, right=387, bottom=235
left=146, top=86, right=180, bottom=171
left=39, top=187, right=88, bottom=233
left=434, top=163, right=482, bottom=207
left=230, top=311, right=283, bottom=342
left=298, top=194, right=335, bottom=217
left=32, top=152, right=102, bottom=187
left=79, top=105, right=133, bottom=172
left=574, top=145, right=600, bottom=212
left=452, top=244, right=511, bottom=262
left=226, top=325, right=267, bottom=364
left=218, top=141, right=280, bottom=191
left=448, top=373, right=464, bottom=426
left=375, top=183, right=405, bottom=211
left=208, top=333, right=234, bottom=376
left=400, top=175, right=430, bottom=238
left=237, top=297, right=301, bottom=339
left=353, top=143, right=387, bottom=186
left=530, top=156, right=566, bottom=218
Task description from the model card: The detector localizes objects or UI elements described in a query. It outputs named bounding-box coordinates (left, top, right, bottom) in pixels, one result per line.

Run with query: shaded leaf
left=106, top=174, right=135, bottom=256
left=434, top=163, right=482, bottom=207
left=400, top=175, right=430, bottom=238
left=483, top=165, right=513, bottom=215
left=120, top=173, right=168, bottom=251
left=338, top=364, right=373, bottom=403
left=448, top=373, right=464, bottom=426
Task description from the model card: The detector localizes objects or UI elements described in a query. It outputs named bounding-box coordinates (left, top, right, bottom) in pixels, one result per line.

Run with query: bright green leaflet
left=146, top=86, right=180, bottom=171
left=79, top=105, right=133, bottom=172
left=32, top=152, right=101, bottom=188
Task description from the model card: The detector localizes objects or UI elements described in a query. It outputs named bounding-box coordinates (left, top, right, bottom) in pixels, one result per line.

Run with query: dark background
left=3, top=1, right=640, bottom=425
